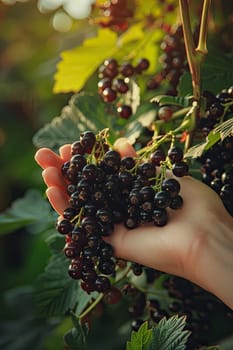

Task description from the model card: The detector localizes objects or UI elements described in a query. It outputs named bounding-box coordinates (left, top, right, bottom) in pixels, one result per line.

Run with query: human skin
left=34, top=138, right=233, bottom=309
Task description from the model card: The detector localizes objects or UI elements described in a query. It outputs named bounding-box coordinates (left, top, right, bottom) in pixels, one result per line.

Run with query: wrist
left=192, top=208, right=233, bottom=309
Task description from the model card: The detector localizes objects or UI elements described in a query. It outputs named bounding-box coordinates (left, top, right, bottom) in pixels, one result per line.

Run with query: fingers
left=59, top=144, right=72, bottom=162
left=34, top=148, right=63, bottom=170
left=46, top=186, right=69, bottom=216
left=42, top=166, right=67, bottom=189
left=114, top=138, right=137, bottom=158
left=105, top=223, right=183, bottom=277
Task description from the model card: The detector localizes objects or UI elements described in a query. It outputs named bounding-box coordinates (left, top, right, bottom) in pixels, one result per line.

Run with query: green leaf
left=54, top=28, right=117, bottom=93
left=126, top=321, right=152, bottom=350
left=0, top=287, right=58, bottom=350
left=178, top=50, right=233, bottom=96
left=151, top=95, right=192, bottom=107
left=199, top=346, right=221, bottom=350
left=33, top=93, right=116, bottom=152
left=184, top=117, right=233, bottom=159
left=0, top=318, right=57, bottom=350
left=124, top=102, right=157, bottom=144
left=0, top=189, right=53, bottom=235
left=214, top=118, right=233, bottom=140
left=34, top=252, right=79, bottom=317
left=149, top=315, right=190, bottom=350
left=64, top=314, right=88, bottom=350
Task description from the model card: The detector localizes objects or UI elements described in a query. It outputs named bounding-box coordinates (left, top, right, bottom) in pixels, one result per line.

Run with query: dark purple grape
left=71, top=141, right=85, bottom=155
left=150, top=149, right=166, bottom=166
left=161, top=178, right=180, bottom=197
left=63, top=207, right=78, bottom=220
left=95, top=276, right=111, bottom=292
left=154, top=191, right=171, bottom=208
left=63, top=241, right=81, bottom=259
left=98, top=77, right=112, bottom=94
left=137, top=162, right=155, bottom=178
left=120, top=156, right=135, bottom=170
left=102, top=87, right=117, bottom=102
left=172, top=161, right=189, bottom=177
left=56, top=219, right=73, bottom=235
left=117, top=104, right=132, bottom=119
left=169, top=195, right=183, bottom=209
left=98, top=258, right=115, bottom=275
left=152, top=208, right=168, bottom=226
left=113, top=78, right=129, bottom=93
left=135, top=58, right=150, bottom=73
left=121, top=62, right=134, bottom=77
left=140, top=186, right=155, bottom=201
left=82, top=164, right=99, bottom=181
left=168, top=146, right=183, bottom=163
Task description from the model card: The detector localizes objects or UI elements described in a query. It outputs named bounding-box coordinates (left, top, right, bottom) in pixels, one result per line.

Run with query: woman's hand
left=35, top=139, right=233, bottom=309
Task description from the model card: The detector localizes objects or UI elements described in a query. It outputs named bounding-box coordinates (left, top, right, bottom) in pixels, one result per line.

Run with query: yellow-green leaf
left=53, top=29, right=117, bottom=93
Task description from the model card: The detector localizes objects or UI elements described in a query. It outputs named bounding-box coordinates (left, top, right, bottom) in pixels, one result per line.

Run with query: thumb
left=113, top=138, right=137, bottom=158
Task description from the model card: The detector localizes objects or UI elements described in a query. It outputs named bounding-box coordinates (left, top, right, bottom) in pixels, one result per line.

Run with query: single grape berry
left=98, top=77, right=112, bottom=94
left=172, top=161, right=189, bottom=177
left=117, top=104, right=132, bottom=119
left=135, top=58, right=150, bottom=73
left=113, top=78, right=129, bottom=93
left=102, top=87, right=117, bottom=102
left=56, top=219, right=73, bottom=235
left=161, top=178, right=181, bottom=198
left=95, top=276, right=111, bottom=292
left=103, top=287, right=122, bottom=304
left=158, top=106, right=173, bottom=122
left=169, top=195, right=183, bottom=209
left=168, top=146, right=183, bottom=163
left=150, top=149, right=166, bottom=166
left=121, top=62, right=134, bottom=77
left=154, top=191, right=171, bottom=208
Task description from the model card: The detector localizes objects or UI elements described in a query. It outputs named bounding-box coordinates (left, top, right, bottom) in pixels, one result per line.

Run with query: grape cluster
left=56, top=130, right=188, bottom=293
left=197, top=87, right=233, bottom=217
left=96, top=0, right=135, bottom=33
left=147, top=25, right=187, bottom=94
left=123, top=272, right=233, bottom=350
left=147, top=24, right=198, bottom=95
left=198, top=136, right=233, bottom=216
left=97, top=57, right=150, bottom=119
left=199, top=86, right=233, bottom=136
left=95, top=0, right=135, bottom=33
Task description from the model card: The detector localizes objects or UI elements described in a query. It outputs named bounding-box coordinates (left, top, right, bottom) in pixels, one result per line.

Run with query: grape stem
left=78, top=292, right=104, bottom=320
left=179, top=0, right=211, bottom=102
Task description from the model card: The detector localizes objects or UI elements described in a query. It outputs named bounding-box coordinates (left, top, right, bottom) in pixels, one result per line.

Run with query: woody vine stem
left=179, top=0, right=211, bottom=151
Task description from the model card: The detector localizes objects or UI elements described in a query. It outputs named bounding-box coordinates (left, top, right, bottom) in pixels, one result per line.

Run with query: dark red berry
left=102, top=87, right=117, bottom=102
left=158, top=106, right=173, bottom=121
left=172, top=161, right=189, bottom=177
left=117, top=104, right=132, bottom=119
left=168, top=146, right=183, bottom=163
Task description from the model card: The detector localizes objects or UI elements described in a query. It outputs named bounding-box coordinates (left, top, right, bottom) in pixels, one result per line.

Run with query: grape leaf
left=214, top=118, right=233, bottom=140
left=34, top=252, right=79, bottom=317
left=184, top=118, right=233, bottom=159
left=0, top=189, right=53, bottom=235
left=54, top=29, right=118, bottom=93
left=178, top=50, right=233, bottom=96
left=126, top=321, right=152, bottom=350
left=151, top=95, right=192, bottom=107
left=32, top=93, right=112, bottom=152
left=64, top=314, right=88, bottom=350
left=199, top=347, right=221, bottom=350
left=0, top=318, right=56, bottom=350
left=124, top=102, right=157, bottom=144
left=148, top=315, right=190, bottom=350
